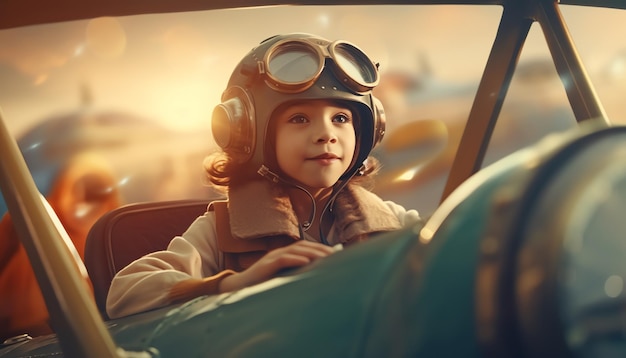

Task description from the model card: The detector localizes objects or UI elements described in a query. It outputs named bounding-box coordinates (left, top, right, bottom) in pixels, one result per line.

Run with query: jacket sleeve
left=384, top=200, right=422, bottom=228
left=106, top=210, right=223, bottom=319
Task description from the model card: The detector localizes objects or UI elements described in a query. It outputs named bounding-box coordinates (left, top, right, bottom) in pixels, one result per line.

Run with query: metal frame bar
left=0, top=110, right=120, bottom=357
left=442, top=1, right=532, bottom=200
left=537, top=0, right=608, bottom=123
left=441, top=0, right=609, bottom=202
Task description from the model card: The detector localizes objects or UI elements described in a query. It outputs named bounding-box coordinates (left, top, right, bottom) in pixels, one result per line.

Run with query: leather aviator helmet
left=211, top=32, right=386, bottom=181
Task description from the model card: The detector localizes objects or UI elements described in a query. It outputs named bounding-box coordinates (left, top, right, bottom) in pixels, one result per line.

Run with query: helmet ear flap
left=372, top=95, right=386, bottom=150
left=211, top=86, right=256, bottom=164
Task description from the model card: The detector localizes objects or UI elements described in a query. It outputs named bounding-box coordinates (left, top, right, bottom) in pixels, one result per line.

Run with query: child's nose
left=315, top=121, right=337, bottom=143
left=316, top=135, right=337, bottom=143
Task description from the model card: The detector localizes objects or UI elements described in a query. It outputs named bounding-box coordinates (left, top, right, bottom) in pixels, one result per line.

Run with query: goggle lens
left=264, top=39, right=378, bottom=93
left=333, top=43, right=378, bottom=87
left=267, top=45, right=322, bottom=84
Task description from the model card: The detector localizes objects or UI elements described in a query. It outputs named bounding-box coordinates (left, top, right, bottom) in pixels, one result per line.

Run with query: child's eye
left=288, top=115, right=308, bottom=124
left=333, top=113, right=351, bottom=124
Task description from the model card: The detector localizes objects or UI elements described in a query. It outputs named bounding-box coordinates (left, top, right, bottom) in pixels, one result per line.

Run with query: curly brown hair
left=204, top=98, right=382, bottom=192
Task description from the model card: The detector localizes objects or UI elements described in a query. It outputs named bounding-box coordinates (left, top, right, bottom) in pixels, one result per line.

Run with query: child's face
left=274, top=100, right=356, bottom=192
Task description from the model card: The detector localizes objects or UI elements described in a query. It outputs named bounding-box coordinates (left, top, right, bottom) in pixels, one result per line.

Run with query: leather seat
left=84, top=199, right=211, bottom=319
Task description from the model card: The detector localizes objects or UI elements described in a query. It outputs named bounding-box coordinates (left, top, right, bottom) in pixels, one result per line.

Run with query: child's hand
left=218, top=240, right=335, bottom=293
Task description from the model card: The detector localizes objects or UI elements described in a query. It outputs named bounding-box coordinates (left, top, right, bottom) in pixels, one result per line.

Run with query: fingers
left=276, top=240, right=336, bottom=259
left=263, top=241, right=333, bottom=271
left=236, top=240, right=336, bottom=289
left=268, top=253, right=314, bottom=269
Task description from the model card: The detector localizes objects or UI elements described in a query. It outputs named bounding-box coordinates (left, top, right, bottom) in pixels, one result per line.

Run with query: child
left=106, top=33, right=421, bottom=319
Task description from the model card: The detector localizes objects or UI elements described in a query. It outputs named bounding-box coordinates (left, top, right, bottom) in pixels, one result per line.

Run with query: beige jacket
left=216, top=180, right=419, bottom=271
left=106, top=180, right=420, bottom=318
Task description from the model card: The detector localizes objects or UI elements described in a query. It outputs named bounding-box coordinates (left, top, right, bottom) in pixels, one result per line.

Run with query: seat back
left=84, top=199, right=211, bottom=319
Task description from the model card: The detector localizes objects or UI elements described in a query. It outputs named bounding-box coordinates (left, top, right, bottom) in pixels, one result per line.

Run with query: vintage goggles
left=259, top=38, right=380, bottom=94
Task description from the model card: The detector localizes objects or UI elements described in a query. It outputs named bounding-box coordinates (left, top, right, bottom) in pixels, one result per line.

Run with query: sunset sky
left=0, top=4, right=625, bottom=137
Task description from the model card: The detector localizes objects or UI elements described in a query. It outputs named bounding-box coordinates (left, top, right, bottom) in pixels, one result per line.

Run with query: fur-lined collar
left=227, top=180, right=402, bottom=243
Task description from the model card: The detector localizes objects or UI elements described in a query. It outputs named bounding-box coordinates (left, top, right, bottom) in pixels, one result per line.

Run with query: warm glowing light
left=86, top=17, right=127, bottom=59
left=395, top=165, right=424, bottom=182
left=117, top=176, right=130, bottom=186
left=317, top=13, right=330, bottom=28
left=73, top=44, right=85, bottom=57
left=33, top=74, right=48, bottom=86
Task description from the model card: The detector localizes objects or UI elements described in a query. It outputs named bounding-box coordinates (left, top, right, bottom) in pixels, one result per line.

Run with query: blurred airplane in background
left=372, top=56, right=579, bottom=216
left=0, top=98, right=221, bottom=340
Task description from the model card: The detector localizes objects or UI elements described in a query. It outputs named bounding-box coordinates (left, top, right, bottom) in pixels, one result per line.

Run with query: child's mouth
left=308, top=153, right=340, bottom=165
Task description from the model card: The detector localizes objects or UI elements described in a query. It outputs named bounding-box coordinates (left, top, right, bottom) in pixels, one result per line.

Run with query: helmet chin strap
left=257, top=163, right=363, bottom=245
left=257, top=165, right=316, bottom=238
left=317, top=165, right=362, bottom=245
